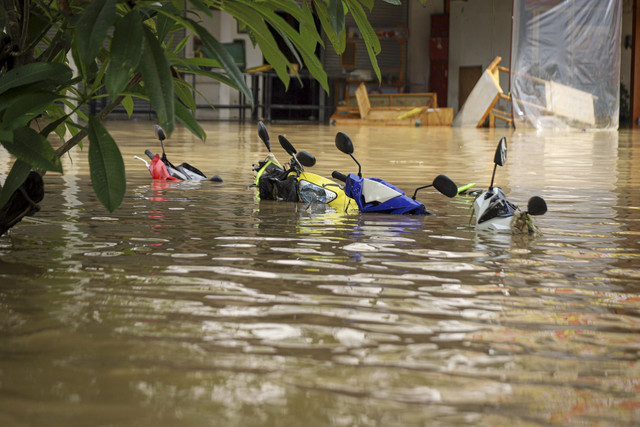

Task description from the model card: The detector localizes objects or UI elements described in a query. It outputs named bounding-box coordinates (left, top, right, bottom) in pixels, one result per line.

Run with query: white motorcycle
left=472, top=137, right=547, bottom=233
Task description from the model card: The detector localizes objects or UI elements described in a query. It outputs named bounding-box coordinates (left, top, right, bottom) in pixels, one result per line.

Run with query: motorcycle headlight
left=298, top=179, right=337, bottom=204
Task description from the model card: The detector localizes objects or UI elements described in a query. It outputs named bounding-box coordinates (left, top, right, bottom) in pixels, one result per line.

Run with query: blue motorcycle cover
left=344, top=173, right=430, bottom=215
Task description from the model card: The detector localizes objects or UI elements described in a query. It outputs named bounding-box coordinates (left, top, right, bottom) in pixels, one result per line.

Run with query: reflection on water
left=1, top=123, right=639, bottom=426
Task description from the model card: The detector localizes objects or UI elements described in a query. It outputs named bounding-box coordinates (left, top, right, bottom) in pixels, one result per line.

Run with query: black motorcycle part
left=477, top=189, right=518, bottom=224
left=258, top=172, right=299, bottom=202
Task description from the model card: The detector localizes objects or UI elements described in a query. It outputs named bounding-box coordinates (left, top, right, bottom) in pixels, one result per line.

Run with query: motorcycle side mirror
left=489, top=137, right=507, bottom=190
left=258, top=121, right=271, bottom=151
left=526, top=196, right=547, bottom=216
left=411, top=174, right=458, bottom=200
left=335, top=132, right=354, bottom=155
left=154, top=125, right=166, bottom=142
left=278, top=135, right=297, bottom=156
left=494, top=136, right=507, bottom=167
left=433, top=174, right=458, bottom=198
left=153, top=125, right=167, bottom=156
left=296, top=151, right=316, bottom=167
left=335, top=131, right=362, bottom=177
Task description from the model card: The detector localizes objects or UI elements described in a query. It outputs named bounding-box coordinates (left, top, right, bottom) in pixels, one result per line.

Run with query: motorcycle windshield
left=345, top=174, right=427, bottom=215
left=362, top=178, right=404, bottom=204
left=176, top=163, right=208, bottom=180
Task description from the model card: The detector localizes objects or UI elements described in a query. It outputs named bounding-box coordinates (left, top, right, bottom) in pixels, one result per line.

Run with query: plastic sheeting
left=510, top=0, right=622, bottom=130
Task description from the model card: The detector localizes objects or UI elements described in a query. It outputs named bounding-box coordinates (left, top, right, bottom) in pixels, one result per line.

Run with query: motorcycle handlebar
left=332, top=171, right=347, bottom=182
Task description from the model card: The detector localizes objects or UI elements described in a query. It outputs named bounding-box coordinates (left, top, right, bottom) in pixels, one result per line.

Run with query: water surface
left=1, top=122, right=639, bottom=426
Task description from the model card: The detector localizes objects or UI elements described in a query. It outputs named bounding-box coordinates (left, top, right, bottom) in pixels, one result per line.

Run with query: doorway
left=458, top=65, right=483, bottom=109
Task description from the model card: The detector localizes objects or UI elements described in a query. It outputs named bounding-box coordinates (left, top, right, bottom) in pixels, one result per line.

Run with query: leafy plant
left=0, top=0, right=419, bottom=233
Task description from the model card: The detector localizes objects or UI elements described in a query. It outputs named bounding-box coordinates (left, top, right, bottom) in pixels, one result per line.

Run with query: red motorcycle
left=135, top=125, right=222, bottom=182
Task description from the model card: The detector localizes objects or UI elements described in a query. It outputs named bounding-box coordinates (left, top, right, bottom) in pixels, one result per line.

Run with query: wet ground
left=1, top=121, right=639, bottom=426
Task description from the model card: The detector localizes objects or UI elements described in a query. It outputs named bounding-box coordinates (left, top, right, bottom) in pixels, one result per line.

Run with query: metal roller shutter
left=322, top=2, right=409, bottom=78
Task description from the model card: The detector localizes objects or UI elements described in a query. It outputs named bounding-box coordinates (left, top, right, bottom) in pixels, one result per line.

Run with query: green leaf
left=42, top=102, right=80, bottom=140
left=140, top=25, right=174, bottom=135
left=177, top=66, right=239, bottom=90
left=359, top=0, right=374, bottom=10
left=2, top=91, right=59, bottom=130
left=0, top=128, right=12, bottom=142
left=122, top=85, right=149, bottom=101
left=186, top=18, right=253, bottom=106
left=0, top=62, right=72, bottom=95
left=243, top=1, right=328, bottom=92
left=121, top=95, right=134, bottom=117
left=2, top=127, right=63, bottom=173
left=179, top=56, right=223, bottom=69
left=0, top=160, right=32, bottom=209
left=88, top=116, right=126, bottom=212
left=187, top=0, right=213, bottom=18
left=175, top=102, right=206, bottom=142
left=156, top=2, right=181, bottom=42
left=314, top=0, right=346, bottom=54
left=173, top=34, right=190, bottom=55
left=75, top=0, right=116, bottom=67
left=345, top=0, right=380, bottom=54
left=60, top=98, right=90, bottom=123
left=174, top=78, right=196, bottom=113
left=382, top=0, right=402, bottom=4
left=300, top=0, right=325, bottom=52
left=219, top=2, right=292, bottom=89
left=106, top=11, right=143, bottom=100
left=91, top=56, right=110, bottom=95
left=329, top=0, right=345, bottom=36
left=345, top=0, right=381, bottom=81
left=40, top=109, right=70, bottom=138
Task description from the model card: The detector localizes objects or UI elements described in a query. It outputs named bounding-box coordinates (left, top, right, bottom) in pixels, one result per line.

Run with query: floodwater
left=1, top=121, right=639, bottom=426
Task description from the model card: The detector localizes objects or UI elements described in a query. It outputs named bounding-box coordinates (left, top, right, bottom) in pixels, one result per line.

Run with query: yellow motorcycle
left=253, top=122, right=355, bottom=211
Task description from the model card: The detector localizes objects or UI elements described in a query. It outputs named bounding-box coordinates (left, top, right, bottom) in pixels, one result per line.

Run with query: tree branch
left=55, top=73, right=144, bottom=158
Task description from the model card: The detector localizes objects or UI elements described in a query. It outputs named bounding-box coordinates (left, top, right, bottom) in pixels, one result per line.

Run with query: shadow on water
left=1, top=122, right=639, bottom=426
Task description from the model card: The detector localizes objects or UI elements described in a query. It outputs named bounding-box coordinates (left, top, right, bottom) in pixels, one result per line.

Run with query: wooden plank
left=486, top=56, right=502, bottom=83
left=347, top=92, right=437, bottom=108
left=476, top=93, right=500, bottom=127
left=453, top=69, right=502, bottom=127
left=368, top=110, right=409, bottom=120
left=329, top=107, right=453, bottom=126
left=422, top=108, right=453, bottom=126
left=355, top=83, right=371, bottom=118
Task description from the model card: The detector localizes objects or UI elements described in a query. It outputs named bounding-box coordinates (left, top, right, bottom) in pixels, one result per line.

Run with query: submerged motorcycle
left=471, top=136, right=547, bottom=233
left=135, top=125, right=223, bottom=182
left=331, top=132, right=459, bottom=215
left=253, top=122, right=354, bottom=210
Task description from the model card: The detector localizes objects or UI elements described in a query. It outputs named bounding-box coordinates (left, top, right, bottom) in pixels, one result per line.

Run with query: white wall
left=188, top=10, right=264, bottom=120
left=407, top=1, right=445, bottom=93
left=448, top=0, right=512, bottom=114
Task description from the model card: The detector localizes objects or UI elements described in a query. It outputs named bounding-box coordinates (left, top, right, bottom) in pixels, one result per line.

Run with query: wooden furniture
left=453, top=56, right=597, bottom=128
left=452, top=57, right=512, bottom=127
left=335, top=25, right=409, bottom=103
left=330, top=83, right=453, bottom=126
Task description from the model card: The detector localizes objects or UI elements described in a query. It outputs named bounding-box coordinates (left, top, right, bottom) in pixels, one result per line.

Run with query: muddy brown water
left=1, top=121, right=639, bottom=426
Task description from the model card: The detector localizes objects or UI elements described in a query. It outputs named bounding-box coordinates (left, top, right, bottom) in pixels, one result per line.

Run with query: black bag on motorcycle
left=258, top=173, right=299, bottom=202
